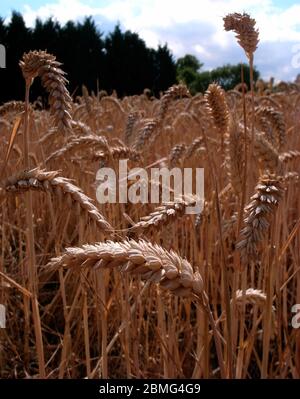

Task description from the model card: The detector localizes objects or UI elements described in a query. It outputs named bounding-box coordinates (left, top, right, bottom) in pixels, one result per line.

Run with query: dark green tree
left=0, top=17, right=7, bottom=40
left=210, top=63, right=259, bottom=90
left=152, top=44, right=177, bottom=95
left=2, top=12, right=244, bottom=102
left=176, top=54, right=202, bottom=73
left=176, top=54, right=203, bottom=87
left=103, top=24, right=155, bottom=96
left=32, top=18, right=60, bottom=53
left=76, top=17, right=104, bottom=92
left=176, top=56, right=260, bottom=94
left=190, top=70, right=211, bottom=93
left=59, top=17, right=104, bottom=96
left=3, top=12, right=31, bottom=101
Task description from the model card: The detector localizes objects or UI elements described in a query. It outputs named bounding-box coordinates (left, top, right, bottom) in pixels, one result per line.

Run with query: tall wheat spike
left=223, top=12, right=259, bottom=59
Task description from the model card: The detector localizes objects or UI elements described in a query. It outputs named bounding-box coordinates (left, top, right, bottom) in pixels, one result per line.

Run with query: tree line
left=176, top=54, right=259, bottom=94
left=0, top=12, right=177, bottom=102
left=0, top=12, right=260, bottom=103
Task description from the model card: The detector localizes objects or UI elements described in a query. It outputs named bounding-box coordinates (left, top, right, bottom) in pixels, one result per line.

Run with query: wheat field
left=0, top=13, right=300, bottom=379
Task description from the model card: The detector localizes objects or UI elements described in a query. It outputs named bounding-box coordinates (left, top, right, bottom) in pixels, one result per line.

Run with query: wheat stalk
left=236, top=174, right=283, bottom=262
left=223, top=13, right=259, bottom=60
left=131, top=198, right=197, bottom=232
left=133, top=118, right=160, bottom=150
left=279, top=150, right=300, bottom=163
left=45, top=134, right=108, bottom=163
left=169, top=144, right=187, bottom=167
left=157, top=84, right=191, bottom=121
left=254, top=133, right=281, bottom=172
left=47, top=239, right=203, bottom=297
left=90, top=146, right=141, bottom=165
left=225, top=117, right=244, bottom=195
left=0, top=101, right=25, bottom=117
left=124, top=111, right=139, bottom=145
left=256, top=106, right=286, bottom=149
left=205, top=83, right=229, bottom=137
left=5, top=168, right=113, bottom=232
left=234, top=288, right=267, bottom=307
left=185, top=137, right=204, bottom=158
left=133, top=85, right=190, bottom=150
left=19, top=50, right=73, bottom=132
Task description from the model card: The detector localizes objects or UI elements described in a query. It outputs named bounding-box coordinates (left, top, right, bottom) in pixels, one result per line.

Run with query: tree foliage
left=176, top=55, right=260, bottom=94
left=0, top=12, right=261, bottom=102
left=0, top=13, right=176, bottom=102
left=176, top=54, right=203, bottom=86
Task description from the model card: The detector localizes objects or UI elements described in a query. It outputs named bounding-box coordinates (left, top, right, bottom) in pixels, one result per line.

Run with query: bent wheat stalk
left=279, top=150, right=300, bottom=163
left=256, top=106, right=286, bottom=150
left=223, top=13, right=259, bottom=60
left=131, top=199, right=197, bottom=233
left=47, top=239, right=226, bottom=376
left=90, top=146, right=141, bottom=165
left=234, top=288, right=267, bottom=308
left=47, top=239, right=204, bottom=297
left=133, top=118, right=160, bottom=150
left=0, top=101, right=25, bottom=117
left=157, top=84, right=191, bottom=121
left=19, top=50, right=73, bottom=132
left=169, top=144, right=187, bottom=167
left=5, top=168, right=113, bottom=233
left=254, top=133, right=281, bottom=173
left=45, top=134, right=109, bottom=163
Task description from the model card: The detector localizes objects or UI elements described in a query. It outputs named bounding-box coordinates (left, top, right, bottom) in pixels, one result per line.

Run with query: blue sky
left=1, top=0, right=300, bottom=82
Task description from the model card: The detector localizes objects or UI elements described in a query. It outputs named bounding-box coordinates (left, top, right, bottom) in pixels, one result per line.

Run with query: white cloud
left=15, top=0, right=300, bottom=81
left=194, top=44, right=213, bottom=59
left=22, top=0, right=92, bottom=26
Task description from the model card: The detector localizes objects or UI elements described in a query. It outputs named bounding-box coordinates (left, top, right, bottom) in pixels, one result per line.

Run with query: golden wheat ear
left=124, top=110, right=139, bottom=145
left=225, top=117, right=244, bottom=196
left=131, top=197, right=197, bottom=233
left=236, top=174, right=283, bottom=262
left=205, top=83, right=229, bottom=137
left=223, top=12, right=259, bottom=60
left=46, top=239, right=204, bottom=297
left=254, top=132, right=281, bottom=173
left=157, top=84, right=191, bottom=121
left=0, top=101, right=25, bottom=117
left=19, top=50, right=73, bottom=133
left=256, top=106, right=286, bottom=150
left=5, top=167, right=113, bottom=233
